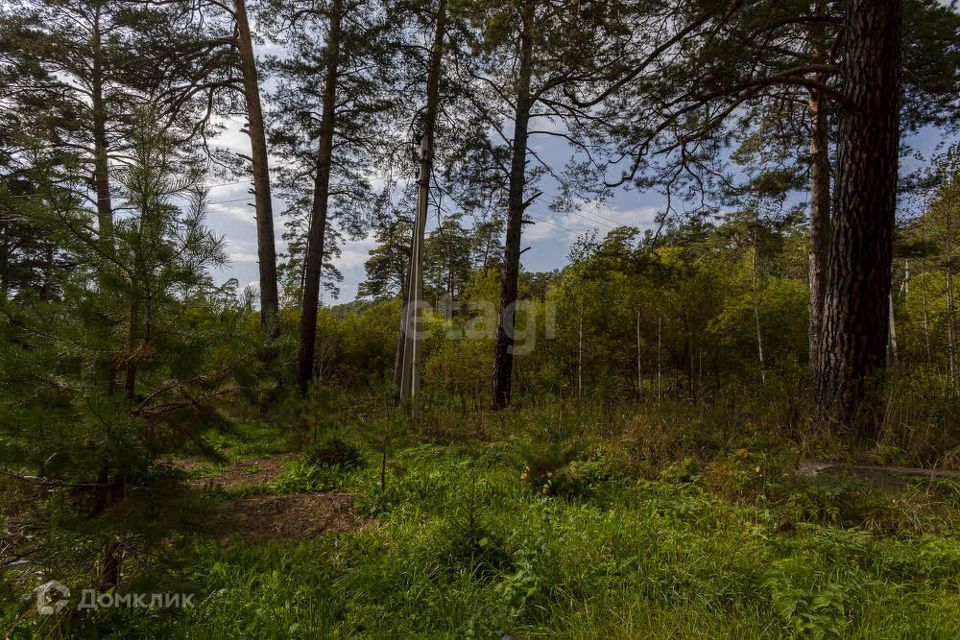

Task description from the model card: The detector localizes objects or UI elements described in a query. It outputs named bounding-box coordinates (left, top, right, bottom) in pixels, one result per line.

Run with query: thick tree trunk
left=296, top=0, right=342, bottom=396
left=234, top=0, right=279, bottom=330
left=397, top=0, right=447, bottom=407
left=491, top=3, right=534, bottom=409
left=815, top=0, right=902, bottom=437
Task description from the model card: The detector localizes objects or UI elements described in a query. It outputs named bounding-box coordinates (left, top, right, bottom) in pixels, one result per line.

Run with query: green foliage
left=23, top=432, right=956, bottom=639
left=304, top=436, right=365, bottom=471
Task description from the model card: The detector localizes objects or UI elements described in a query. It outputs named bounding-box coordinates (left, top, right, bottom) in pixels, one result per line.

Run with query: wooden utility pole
left=396, top=0, right=447, bottom=410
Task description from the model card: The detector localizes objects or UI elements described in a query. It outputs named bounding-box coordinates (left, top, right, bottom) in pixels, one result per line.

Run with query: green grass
left=6, top=400, right=960, bottom=639
left=77, top=442, right=960, bottom=639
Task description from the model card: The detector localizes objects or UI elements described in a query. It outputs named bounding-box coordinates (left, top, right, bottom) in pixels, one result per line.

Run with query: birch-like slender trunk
left=636, top=307, right=642, bottom=401
left=752, top=234, right=766, bottom=386
left=887, top=292, right=898, bottom=366
left=577, top=298, right=583, bottom=401
left=946, top=203, right=957, bottom=393
left=657, top=314, right=662, bottom=403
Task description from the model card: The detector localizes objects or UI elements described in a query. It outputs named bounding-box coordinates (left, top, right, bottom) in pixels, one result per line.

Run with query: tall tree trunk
left=657, top=313, right=662, bottom=402
left=0, top=239, right=8, bottom=301
left=577, top=298, right=583, bottom=401
left=124, top=299, right=139, bottom=398
left=946, top=206, right=957, bottom=393
left=815, top=0, right=902, bottom=437
left=752, top=233, right=767, bottom=386
left=392, top=259, right=409, bottom=397
left=91, top=2, right=117, bottom=395
left=887, top=292, right=898, bottom=366
left=91, top=3, right=113, bottom=260
left=491, top=2, right=534, bottom=409
left=920, top=260, right=932, bottom=362
left=296, top=0, right=342, bottom=396
left=636, top=307, right=642, bottom=400
left=39, top=245, right=54, bottom=301
left=807, top=88, right=831, bottom=374
left=234, top=0, right=279, bottom=330
left=807, top=0, right=832, bottom=376
left=397, top=0, right=447, bottom=407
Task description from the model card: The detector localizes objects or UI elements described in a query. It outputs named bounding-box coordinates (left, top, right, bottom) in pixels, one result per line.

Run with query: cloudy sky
left=199, top=114, right=673, bottom=303
left=199, top=112, right=947, bottom=305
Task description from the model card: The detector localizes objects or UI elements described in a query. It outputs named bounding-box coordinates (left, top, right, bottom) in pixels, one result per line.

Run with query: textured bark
left=815, top=0, right=902, bottom=436
left=397, top=0, right=448, bottom=407
left=491, top=3, right=534, bottom=409
left=807, top=85, right=831, bottom=374
left=234, top=0, right=279, bottom=330
left=296, top=0, right=342, bottom=396
left=807, top=0, right=831, bottom=375
left=91, top=4, right=113, bottom=260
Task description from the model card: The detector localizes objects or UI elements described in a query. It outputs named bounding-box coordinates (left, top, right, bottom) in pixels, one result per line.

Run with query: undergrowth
left=5, top=400, right=960, bottom=639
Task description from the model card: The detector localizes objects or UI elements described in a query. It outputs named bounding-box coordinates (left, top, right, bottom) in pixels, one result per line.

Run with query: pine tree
left=0, top=109, right=248, bottom=590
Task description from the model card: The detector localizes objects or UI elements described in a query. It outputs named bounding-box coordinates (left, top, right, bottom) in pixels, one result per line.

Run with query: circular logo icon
left=35, top=580, right=70, bottom=615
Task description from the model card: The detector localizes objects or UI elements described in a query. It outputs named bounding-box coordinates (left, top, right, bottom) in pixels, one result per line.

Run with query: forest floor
left=6, top=407, right=960, bottom=638
left=172, top=453, right=365, bottom=543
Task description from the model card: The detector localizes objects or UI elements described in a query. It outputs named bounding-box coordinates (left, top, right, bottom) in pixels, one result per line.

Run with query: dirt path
left=220, top=492, right=363, bottom=542
left=174, top=452, right=368, bottom=542
left=174, top=452, right=299, bottom=490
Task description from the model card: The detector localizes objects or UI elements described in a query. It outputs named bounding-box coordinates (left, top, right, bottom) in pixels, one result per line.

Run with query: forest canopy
left=2, top=0, right=960, bottom=637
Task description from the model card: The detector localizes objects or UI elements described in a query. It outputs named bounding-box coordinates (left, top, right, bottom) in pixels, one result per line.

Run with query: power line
left=561, top=209, right=619, bottom=230
left=528, top=215, right=581, bottom=235
left=205, top=196, right=254, bottom=205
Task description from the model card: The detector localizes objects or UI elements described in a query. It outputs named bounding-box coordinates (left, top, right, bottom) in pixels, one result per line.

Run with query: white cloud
left=527, top=200, right=661, bottom=243
left=336, top=233, right=379, bottom=270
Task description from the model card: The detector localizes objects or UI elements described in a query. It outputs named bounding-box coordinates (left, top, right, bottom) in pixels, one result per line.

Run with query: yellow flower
left=520, top=472, right=527, bottom=480
left=754, top=466, right=762, bottom=474
left=547, top=471, right=553, bottom=478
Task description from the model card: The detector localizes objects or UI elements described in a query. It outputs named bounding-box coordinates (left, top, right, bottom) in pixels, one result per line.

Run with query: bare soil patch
left=218, top=492, right=363, bottom=543
left=175, top=453, right=299, bottom=490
